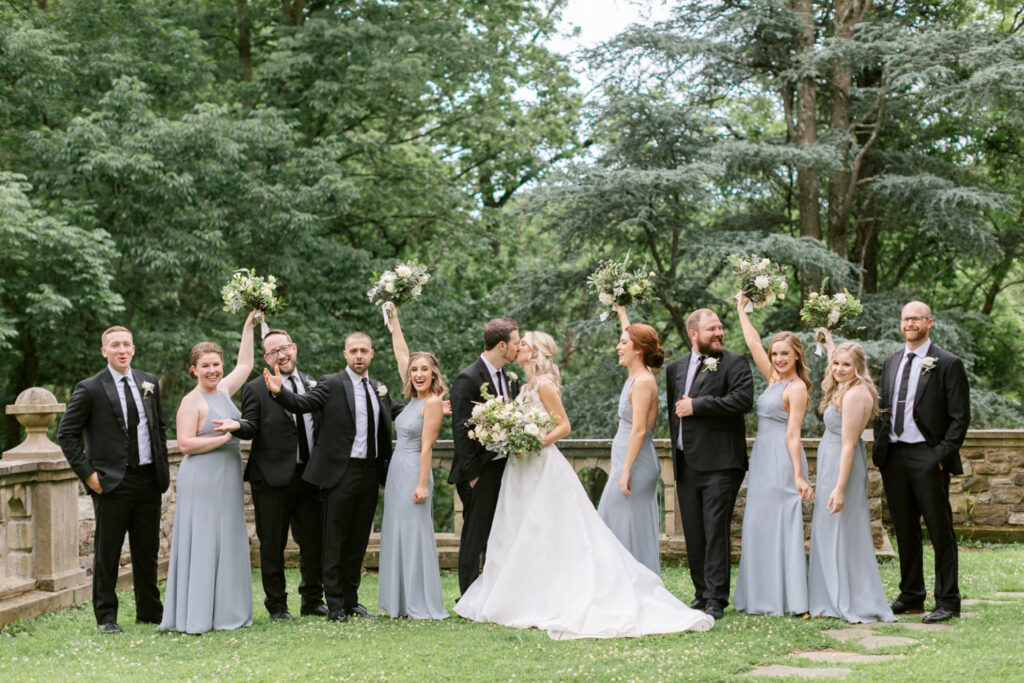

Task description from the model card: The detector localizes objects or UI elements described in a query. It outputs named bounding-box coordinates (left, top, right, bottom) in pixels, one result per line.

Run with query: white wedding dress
left=454, top=385, right=715, bottom=639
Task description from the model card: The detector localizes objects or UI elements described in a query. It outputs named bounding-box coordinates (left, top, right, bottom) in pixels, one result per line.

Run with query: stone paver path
left=996, top=591, right=1024, bottom=598
left=794, top=649, right=900, bottom=664
left=748, top=665, right=852, bottom=678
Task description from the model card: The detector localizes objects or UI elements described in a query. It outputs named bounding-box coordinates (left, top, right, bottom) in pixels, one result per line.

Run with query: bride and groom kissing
left=450, top=316, right=715, bottom=638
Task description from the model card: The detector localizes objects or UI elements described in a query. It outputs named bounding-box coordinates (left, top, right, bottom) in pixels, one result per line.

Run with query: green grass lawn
left=2, top=544, right=1023, bottom=681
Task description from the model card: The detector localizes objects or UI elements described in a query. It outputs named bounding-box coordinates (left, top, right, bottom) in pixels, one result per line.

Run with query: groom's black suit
left=273, top=370, right=401, bottom=614
left=450, top=357, right=519, bottom=594
left=666, top=350, right=753, bottom=607
left=235, top=371, right=324, bottom=616
left=57, top=368, right=169, bottom=626
left=873, top=343, right=969, bottom=611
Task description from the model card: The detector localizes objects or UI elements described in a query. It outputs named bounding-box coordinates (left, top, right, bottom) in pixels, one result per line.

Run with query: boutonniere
left=376, top=383, right=388, bottom=398
left=921, top=356, right=938, bottom=375
left=702, top=357, right=719, bottom=373
left=304, top=376, right=317, bottom=390
left=140, top=381, right=155, bottom=399
left=505, top=370, right=518, bottom=383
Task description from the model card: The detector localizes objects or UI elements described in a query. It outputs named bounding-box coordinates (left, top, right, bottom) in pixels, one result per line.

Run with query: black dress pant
left=675, top=455, right=744, bottom=606
left=881, top=442, right=960, bottom=610
left=90, top=465, right=163, bottom=625
left=456, top=457, right=506, bottom=595
left=251, top=466, right=324, bottom=615
left=321, top=459, right=378, bottom=612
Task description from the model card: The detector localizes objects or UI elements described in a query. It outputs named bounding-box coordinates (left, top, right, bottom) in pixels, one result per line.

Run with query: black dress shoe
left=270, top=611, right=295, bottom=622
left=135, top=618, right=161, bottom=625
left=703, top=600, right=724, bottom=620
left=98, top=622, right=122, bottom=634
left=344, top=604, right=377, bottom=618
left=327, top=610, right=348, bottom=623
left=301, top=604, right=329, bottom=617
left=922, top=606, right=959, bottom=623
left=890, top=598, right=925, bottom=615
left=689, top=598, right=707, bottom=611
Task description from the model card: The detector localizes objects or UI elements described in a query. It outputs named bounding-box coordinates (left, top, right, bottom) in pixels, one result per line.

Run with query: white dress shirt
left=107, top=365, right=152, bottom=465
left=889, top=339, right=931, bottom=444
left=346, top=366, right=380, bottom=459
left=284, top=370, right=316, bottom=463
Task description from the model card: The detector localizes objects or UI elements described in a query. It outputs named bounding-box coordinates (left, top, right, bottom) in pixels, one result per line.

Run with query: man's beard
left=697, top=339, right=722, bottom=356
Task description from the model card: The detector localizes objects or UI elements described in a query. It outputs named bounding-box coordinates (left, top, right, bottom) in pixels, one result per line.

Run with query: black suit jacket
left=873, top=343, right=969, bottom=475
left=236, top=371, right=321, bottom=487
left=272, top=370, right=402, bottom=488
left=57, top=368, right=170, bottom=493
left=666, top=349, right=754, bottom=478
left=449, top=357, right=521, bottom=485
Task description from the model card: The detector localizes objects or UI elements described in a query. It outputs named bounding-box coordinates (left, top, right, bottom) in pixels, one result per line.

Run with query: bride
left=454, top=331, right=714, bottom=638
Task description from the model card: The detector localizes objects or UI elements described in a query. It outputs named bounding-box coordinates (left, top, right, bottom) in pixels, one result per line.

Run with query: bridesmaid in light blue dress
left=808, top=337, right=895, bottom=624
left=377, top=305, right=448, bottom=619
left=733, top=297, right=813, bottom=616
left=161, top=311, right=256, bottom=634
left=598, top=306, right=665, bottom=576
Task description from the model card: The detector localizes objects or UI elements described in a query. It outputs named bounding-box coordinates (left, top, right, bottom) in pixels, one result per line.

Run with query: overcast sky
left=548, top=0, right=671, bottom=55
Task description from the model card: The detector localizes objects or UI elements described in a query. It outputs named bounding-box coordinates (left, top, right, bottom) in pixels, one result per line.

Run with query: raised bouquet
left=221, top=268, right=283, bottom=337
left=367, top=261, right=430, bottom=331
left=729, top=255, right=788, bottom=311
left=800, top=286, right=863, bottom=355
left=468, top=386, right=556, bottom=460
left=588, top=254, right=656, bottom=321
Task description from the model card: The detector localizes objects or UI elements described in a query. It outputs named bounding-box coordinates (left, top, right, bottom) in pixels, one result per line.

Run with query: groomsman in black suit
left=666, top=309, right=754, bottom=620
left=229, top=329, right=326, bottom=621
left=873, top=301, right=969, bottom=623
left=264, top=331, right=400, bottom=622
left=450, top=318, right=520, bottom=595
left=57, top=326, right=170, bottom=634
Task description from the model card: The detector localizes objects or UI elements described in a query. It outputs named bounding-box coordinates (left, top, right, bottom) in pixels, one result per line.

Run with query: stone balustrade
left=2, top=388, right=1023, bottom=626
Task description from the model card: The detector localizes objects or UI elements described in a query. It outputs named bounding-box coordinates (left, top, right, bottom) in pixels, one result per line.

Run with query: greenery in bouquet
left=800, top=286, right=863, bottom=355
left=588, top=254, right=656, bottom=319
left=467, top=386, right=556, bottom=459
left=729, top=255, right=788, bottom=309
left=221, top=268, right=283, bottom=332
left=367, top=260, right=431, bottom=309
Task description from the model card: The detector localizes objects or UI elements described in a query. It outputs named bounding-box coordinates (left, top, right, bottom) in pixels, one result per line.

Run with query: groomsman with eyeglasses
left=223, top=329, right=326, bottom=621
left=873, top=301, right=970, bottom=623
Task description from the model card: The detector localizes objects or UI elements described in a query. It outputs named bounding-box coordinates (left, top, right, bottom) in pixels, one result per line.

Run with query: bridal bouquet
left=221, top=268, right=283, bottom=337
left=729, top=255, right=788, bottom=311
left=588, top=254, right=656, bottom=321
left=800, top=287, right=863, bottom=355
left=367, top=261, right=431, bottom=330
left=468, top=387, right=556, bottom=460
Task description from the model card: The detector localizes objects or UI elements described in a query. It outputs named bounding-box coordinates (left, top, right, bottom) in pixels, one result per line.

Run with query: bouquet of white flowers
left=468, top=386, right=556, bottom=460
left=221, top=268, right=283, bottom=337
left=588, top=255, right=656, bottom=321
left=367, top=261, right=431, bottom=330
left=729, top=255, right=788, bottom=311
left=800, top=287, right=863, bottom=355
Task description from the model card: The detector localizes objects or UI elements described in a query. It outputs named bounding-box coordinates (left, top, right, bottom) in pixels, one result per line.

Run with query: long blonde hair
left=522, top=331, right=561, bottom=389
left=819, top=341, right=879, bottom=418
left=401, top=351, right=448, bottom=398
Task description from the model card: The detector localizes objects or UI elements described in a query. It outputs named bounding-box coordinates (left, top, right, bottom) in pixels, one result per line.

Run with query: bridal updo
left=625, top=324, right=665, bottom=370
left=522, top=331, right=561, bottom=388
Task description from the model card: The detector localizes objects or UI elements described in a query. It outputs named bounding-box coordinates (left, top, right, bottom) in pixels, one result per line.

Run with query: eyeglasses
left=264, top=343, right=295, bottom=360
left=901, top=316, right=931, bottom=324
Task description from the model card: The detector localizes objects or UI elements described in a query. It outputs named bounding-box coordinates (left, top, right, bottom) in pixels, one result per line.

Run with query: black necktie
left=894, top=352, right=916, bottom=437
left=289, top=376, right=310, bottom=464
left=122, top=377, right=140, bottom=466
left=496, top=369, right=507, bottom=399
left=362, top=377, right=377, bottom=460
left=686, top=356, right=706, bottom=395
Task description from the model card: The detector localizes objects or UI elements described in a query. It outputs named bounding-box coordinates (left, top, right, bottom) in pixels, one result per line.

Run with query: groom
left=450, top=318, right=520, bottom=595
left=667, top=308, right=753, bottom=620
left=873, top=301, right=969, bottom=623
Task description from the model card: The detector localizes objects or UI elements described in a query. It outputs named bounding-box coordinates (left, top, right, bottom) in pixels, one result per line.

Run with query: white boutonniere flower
left=505, top=370, right=518, bottom=383
left=702, top=357, right=719, bottom=373
left=304, top=377, right=317, bottom=390
left=921, top=356, right=938, bottom=374
left=140, top=381, right=155, bottom=399
left=376, top=383, right=388, bottom=398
